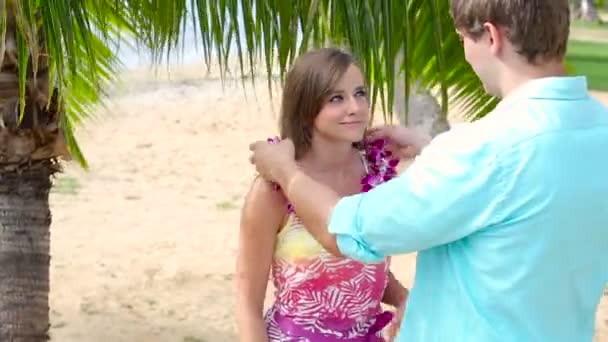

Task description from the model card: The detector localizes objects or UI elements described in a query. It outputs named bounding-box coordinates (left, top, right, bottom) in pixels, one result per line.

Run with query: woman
left=236, top=48, right=408, bottom=341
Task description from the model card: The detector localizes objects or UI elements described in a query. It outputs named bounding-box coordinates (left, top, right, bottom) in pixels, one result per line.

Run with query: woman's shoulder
left=240, top=176, right=290, bottom=232
left=245, top=135, right=288, bottom=202
left=245, top=176, right=288, bottom=211
left=239, top=175, right=296, bottom=239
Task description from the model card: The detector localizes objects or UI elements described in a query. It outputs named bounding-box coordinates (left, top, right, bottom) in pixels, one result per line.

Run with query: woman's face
left=313, top=64, right=370, bottom=144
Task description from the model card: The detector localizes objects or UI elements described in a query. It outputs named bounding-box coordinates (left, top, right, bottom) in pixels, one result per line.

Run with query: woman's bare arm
left=383, top=270, right=409, bottom=341
left=236, top=178, right=286, bottom=342
left=382, top=270, right=408, bottom=308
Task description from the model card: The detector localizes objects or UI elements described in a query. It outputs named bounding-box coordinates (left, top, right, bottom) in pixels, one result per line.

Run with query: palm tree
left=0, top=1, right=132, bottom=339
left=571, top=0, right=601, bottom=21
left=581, top=0, right=600, bottom=21
left=0, top=1, right=494, bottom=340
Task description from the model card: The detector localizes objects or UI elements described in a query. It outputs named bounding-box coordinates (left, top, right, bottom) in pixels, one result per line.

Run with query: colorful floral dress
left=264, top=139, right=399, bottom=341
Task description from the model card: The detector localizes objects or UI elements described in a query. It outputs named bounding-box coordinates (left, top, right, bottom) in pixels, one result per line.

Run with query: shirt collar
left=494, top=76, right=589, bottom=112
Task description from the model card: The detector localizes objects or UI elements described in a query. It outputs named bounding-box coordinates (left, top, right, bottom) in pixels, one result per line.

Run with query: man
left=249, top=0, right=608, bottom=341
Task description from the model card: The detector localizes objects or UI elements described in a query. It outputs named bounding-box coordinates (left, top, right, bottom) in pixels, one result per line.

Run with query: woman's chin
left=341, top=130, right=366, bottom=143
left=321, top=130, right=365, bottom=145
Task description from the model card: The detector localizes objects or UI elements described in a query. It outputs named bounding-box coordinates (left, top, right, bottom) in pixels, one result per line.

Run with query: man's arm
left=271, top=127, right=433, bottom=257
left=276, top=127, right=508, bottom=261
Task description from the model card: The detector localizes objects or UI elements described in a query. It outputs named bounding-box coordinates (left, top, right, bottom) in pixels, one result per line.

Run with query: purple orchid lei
left=361, top=137, right=400, bottom=192
left=266, top=136, right=399, bottom=196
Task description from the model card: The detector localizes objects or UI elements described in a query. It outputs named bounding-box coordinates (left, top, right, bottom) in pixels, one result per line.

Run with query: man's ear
left=483, top=22, right=504, bottom=56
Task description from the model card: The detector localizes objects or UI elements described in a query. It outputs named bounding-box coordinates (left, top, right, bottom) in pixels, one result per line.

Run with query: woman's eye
left=329, top=95, right=343, bottom=102
left=356, top=90, right=368, bottom=97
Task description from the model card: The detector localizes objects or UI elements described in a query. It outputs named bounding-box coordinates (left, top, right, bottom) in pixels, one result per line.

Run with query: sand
left=48, top=64, right=608, bottom=342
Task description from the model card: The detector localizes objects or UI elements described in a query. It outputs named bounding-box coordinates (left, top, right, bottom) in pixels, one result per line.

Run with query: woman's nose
left=346, top=96, right=361, bottom=115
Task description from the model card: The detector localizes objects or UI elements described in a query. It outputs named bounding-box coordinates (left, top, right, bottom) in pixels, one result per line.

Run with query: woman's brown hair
left=279, top=48, right=362, bottom=159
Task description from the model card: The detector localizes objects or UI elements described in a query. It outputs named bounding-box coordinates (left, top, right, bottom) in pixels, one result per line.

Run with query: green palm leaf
left=133, top=0, right=496, bottom=123
left=1, top=0, right=139, bottom=168
left=4, top=0, right=496, bottom=170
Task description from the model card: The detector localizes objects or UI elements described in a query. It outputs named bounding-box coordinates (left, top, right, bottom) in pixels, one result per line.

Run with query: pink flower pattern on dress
left=263, top=136, right=400, bottom=341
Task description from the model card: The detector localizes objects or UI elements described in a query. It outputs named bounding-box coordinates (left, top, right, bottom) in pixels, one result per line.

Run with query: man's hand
left=248, top=138, right=297, bottom=185
left=249, top=138, right=342, bottom=256
left=367, top=125, right=431, bottom=158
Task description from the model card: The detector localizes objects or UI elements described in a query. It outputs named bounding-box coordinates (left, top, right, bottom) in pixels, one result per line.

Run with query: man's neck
left=500, top=59, right=566, bottom=98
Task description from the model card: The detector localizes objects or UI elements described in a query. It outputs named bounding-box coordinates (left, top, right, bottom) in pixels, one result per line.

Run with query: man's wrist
left=414, top=133, right=431, bottom=154
left=275, top=161, right=299, bottom=190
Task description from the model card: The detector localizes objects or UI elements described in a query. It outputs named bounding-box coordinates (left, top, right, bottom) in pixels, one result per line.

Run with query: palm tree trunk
left=394, top=78, right=450, bottom=138
left=570, top=0, right=581, bottom=18
left=393, top=51, right=450, bottom=138
left=581, top=0, right=600, bottom=21
left=0, top=161, right=56, bottom=342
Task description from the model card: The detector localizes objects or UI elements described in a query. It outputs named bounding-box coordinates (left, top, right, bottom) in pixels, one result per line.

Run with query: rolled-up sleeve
left=328, top=126, right=509, bottom=261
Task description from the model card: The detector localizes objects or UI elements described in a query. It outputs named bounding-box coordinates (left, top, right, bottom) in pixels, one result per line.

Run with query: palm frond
left=130, top=0, right=497, bottom=122
left=404, top=0, right=498, bottom=121
left=5, top=0, right=497, bottom=170
left=3, top=0, right=136, bottom=168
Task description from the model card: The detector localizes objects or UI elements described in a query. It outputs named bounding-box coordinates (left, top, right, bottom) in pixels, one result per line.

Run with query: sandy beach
left=47, top=63, right=608, bottom=342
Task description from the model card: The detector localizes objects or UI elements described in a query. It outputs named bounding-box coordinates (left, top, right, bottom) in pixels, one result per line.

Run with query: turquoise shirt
left=328, top=77, right=608, bottom=341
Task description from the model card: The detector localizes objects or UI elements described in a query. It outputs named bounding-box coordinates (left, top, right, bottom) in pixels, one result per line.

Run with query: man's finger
left=248, top=154, right=255, bottom=164
left=367, top=128, right=388, bottom=140
left=366, top=126, right=383, bottom=134
left=249, top=141, right=263, bottom=151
